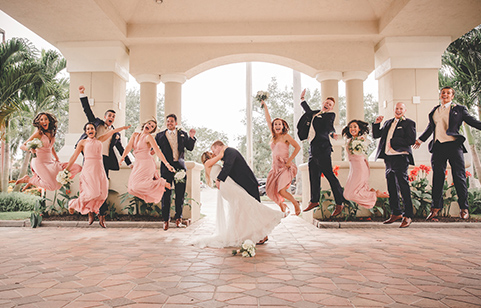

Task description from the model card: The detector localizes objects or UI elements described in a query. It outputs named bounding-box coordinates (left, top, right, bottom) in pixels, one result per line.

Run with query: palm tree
left=0, top=38, right=41, bottom=192
left=11, top=49, right=69, bottom=191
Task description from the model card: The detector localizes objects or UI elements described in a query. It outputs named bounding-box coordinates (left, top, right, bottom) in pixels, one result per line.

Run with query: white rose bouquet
left=255, top=91, right=269, bottom=108
left=56, top=169, right=72, bottom=187
left=26, top=138, right=43, bottom=157
left=348, top=136, right=369, bottom=155
left=174, top=169, right=186, bottom=184
left=232, top=239, right=256, bottom=257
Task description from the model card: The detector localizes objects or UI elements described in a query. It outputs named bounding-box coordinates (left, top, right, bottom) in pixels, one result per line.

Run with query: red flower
left=66, top=189, right=71, bottom=195
left=466, top=171, right=472, bottom=177
left=333, top=165, right=340, bottom=176
left=445, top=170, right=448, bottom=176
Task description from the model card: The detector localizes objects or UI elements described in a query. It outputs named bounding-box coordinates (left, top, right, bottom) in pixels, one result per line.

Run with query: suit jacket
left=155, top=129, right=196, bottom=174
left=372, top=117, right=416, bottom=165
left=419, top=104, right=481, bottom=153
left=77, top=96, right=131, bottom=170
left=217, top=147, right=260, bottom=201
left=299, top=100, right=336, bottom=154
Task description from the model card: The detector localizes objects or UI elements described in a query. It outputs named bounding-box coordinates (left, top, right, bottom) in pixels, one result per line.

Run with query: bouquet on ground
left=174, top=169, right=186, bottom=184
left=232, top=239, right=256, bottom=257
left=26, top=138, right=43, bottom=157
left=255, top=91, right=269, bottom=107
left=348, top=136, right=369, bottom=155
left=56, top=169, right=73, bottom=187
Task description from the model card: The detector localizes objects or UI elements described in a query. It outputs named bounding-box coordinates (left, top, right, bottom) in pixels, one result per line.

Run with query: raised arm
left=65, top=141, right=84, bottom=171
left=147, top=134, right=175, bottom=172
left=204, top=146, right=227, bottom=168
left=79, top=85, right=96, bottom=123
left=260, top=101, right=273, bottom=132
left=97, top=125, right=131, bottom=143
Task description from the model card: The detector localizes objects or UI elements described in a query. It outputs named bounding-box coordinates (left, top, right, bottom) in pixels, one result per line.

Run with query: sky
left=1, top=9, right=378, bottom=145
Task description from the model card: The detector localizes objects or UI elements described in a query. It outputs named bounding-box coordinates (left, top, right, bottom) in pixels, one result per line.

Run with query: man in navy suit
left=373, top=102, right=416, bottom=228
left=78, top=86, right=132, bottom=227
left=155, top=114, right=196, bottom=230
left=299, top=89, right=347, bottom=216
left=414, top=86, right=481, bottom=220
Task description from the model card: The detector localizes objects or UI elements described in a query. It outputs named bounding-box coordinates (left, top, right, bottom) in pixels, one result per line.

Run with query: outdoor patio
left=1, top=188, right=481, bottom=308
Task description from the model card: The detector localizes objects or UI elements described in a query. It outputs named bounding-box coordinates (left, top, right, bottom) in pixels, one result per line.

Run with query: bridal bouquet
left=232, top=239, right=256, bottom=257
left=56, top=169, right=72, bottom=187
left=26, top=138, right=43, bottom=157
left=255, top=91, right=269, bottom=108
left=174, top=169, right=186, bottom=184
left=348, top=136, right=368, bottom=155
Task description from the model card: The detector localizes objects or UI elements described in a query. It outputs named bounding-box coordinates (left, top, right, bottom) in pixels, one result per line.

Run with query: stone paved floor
left=1, top=191, right=481, bottom=307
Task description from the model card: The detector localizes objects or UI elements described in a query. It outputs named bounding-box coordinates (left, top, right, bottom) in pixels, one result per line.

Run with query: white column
left=135, top=74, right=160, bottom=123
left=246, top=62, right=253, bottom=168
left=293, top=70, right=303, bottom=195
left=316, top=71, right=342, bottom=161
left=343, top=71, right=368, bottom=121
left=161, top=73, right=186, bottom=123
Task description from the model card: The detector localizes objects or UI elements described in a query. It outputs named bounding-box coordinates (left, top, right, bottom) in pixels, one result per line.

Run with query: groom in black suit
left=211, top=140, right=260, bottom=202
left=299, top=89, right=347, bottom=216
left=414, top=86, right=481, bottom=220
left=373, top=102, right=416, bottom=228
left=78, top=86, right=132, bottom=227
left=155, top=114, right=196, bottom=230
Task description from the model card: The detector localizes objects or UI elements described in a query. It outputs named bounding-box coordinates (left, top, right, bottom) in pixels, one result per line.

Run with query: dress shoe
left=88, top=212, right=95, bottom=225
left=176, top=219, right=186, bottom=228
left=331, top=204, right=344, bottom=217
left=383, top=214, right=402, bottom=224
left=303, top=202, right=319, bottom=212
left=426, top=208, right=441, bottom=221
left=163, top=221, right=169, bottom=231
left=257, top=236, right=268, bottom=245
left=460, top=209, right=470, bottom=220
left=98, top=215, right=106, bottom=228
left=399, top=217, right=412, bottom=228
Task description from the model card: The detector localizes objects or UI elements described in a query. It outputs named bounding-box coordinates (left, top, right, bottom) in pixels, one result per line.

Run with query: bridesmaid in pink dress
left=65, top=122, right=130, bottom=226
left=17, top=113, right=81, bottom=191
left=260, top=100, right=301, bottom=216
left=119, top=119, right=174, bottom=203
left=342, top=120, right=388, bottom=209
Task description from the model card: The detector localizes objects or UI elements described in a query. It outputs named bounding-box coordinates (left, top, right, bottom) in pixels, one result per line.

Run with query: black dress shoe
left=303, top=202, right=319, bottom=212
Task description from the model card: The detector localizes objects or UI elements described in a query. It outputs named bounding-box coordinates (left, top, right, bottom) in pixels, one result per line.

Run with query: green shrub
left=0, top=192, right=41, bottom=212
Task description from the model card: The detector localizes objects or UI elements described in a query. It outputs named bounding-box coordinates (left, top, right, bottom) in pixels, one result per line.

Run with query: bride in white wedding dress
left=191, top=150, right=284, bottom=248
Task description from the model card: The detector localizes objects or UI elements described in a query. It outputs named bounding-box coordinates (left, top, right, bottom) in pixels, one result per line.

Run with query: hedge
left=0, top=193, right=41, bottom=212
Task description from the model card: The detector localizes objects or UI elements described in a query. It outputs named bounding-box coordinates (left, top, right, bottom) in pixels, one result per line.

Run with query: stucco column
left=161, top=74, right=186, bottom=123
left=343, top=71, right=368, bottom=121
left=135, top=74, right=160, bottom=123
left=316, top=71, right=342, bottom=161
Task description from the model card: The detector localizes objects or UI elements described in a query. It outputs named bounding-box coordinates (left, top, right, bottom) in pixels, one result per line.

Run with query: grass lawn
left=0, top=211, right=31, bottom=220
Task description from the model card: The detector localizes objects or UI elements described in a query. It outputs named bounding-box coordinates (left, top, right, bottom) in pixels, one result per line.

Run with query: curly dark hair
left=342, top=119, right=369, bottom=138
left=32, top=112, right=58, bottom=137
left=271, top=118, right=289, bottom=141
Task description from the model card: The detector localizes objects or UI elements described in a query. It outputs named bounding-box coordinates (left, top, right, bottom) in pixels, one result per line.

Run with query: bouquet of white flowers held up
left=26, top=138, right=43, bottom=157
left=232, top=239, right=256, bottom=257
left=56, top=169, right=72, bottom=187
left=255, top=91, right=269, bottom=108
left=348, top=136, right=369, bottom=155
left=174, top=169, right=186, bottom=184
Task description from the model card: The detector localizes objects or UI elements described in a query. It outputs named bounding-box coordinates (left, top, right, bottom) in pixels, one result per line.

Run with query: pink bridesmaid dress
left=343, top=139, right=376, bottom=209
left=29, top=134, right=81, bottom=191
left=266, top=141, right=297, bottom=206
left=69, top=138, right=108, bottom=214
left=128, top=134, right=167, bottom=203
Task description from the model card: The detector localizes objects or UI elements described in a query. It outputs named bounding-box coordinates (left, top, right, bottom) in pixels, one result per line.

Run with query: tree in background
left=0, top=38, right=42, bottom=192
left=440, top=25, right=481, bottom=179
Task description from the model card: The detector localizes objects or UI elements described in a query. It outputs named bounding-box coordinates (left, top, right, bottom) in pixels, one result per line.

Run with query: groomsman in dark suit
left=155, top=114, right=196, bottom=230
left=299, top=89, right=347, bottom=216
left=414, top=86, right=481, bottom=220
left=78, top=86, right=132, bottom=227
left=373, top=102, right=416, bottom=228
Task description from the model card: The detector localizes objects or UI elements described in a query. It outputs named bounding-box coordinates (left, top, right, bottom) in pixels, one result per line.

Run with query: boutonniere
left=451, top=103, right=456, bottom=109
left=397, top=116, right=406, bottom=122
